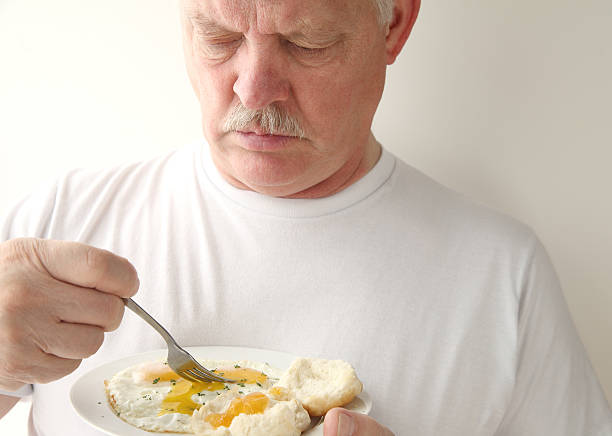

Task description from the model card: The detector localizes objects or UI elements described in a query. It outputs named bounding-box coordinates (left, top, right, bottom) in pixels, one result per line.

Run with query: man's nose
left=232, top=45, right=290, bottom=110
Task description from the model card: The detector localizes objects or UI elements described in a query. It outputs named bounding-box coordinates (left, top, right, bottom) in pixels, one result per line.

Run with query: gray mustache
left=222, top=104, right=306, bottom=139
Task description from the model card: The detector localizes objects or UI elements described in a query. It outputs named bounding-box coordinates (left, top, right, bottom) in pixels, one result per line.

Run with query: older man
left=1, top=0, right=611, bottom=435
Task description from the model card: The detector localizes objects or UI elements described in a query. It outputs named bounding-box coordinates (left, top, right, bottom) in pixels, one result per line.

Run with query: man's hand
left=324, top=408, right=394, bottom=436
left=0, top=238, right=139, bottom=391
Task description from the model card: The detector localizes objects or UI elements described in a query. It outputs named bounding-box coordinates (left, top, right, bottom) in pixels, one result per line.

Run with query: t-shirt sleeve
left=495, top=236, right=612, bottom=435
left=0, top=177, right=59, bottom=241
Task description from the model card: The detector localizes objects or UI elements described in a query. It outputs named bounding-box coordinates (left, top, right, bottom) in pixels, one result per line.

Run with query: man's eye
left=207, top=39, right=242, bottom=51
left=288, top=41, right=329, bottom=58
left=198, top=38, right=242, bottom=59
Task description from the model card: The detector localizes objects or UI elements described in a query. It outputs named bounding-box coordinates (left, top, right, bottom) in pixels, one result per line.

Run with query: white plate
left=70, top=346, right=372, bottom=436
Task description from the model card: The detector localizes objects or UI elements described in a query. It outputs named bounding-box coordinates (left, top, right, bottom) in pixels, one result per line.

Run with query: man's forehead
left=182, top=0, right=368, bottom=35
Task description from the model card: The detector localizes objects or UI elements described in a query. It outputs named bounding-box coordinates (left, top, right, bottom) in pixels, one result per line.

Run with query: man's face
left=181, top=0, right=388, bottom=198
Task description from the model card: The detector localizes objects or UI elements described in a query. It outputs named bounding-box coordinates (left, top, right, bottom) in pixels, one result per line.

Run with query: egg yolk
left=143, top=366, right=269, bottom=416
left=205, top=392, right=269, bottom=428
left=268, top=386, right=290, bottom=400
left=141, top=364, right=179, bottom=383
left=159, top=380, right=204, bottom=415
left=269, top=387, right=283, bottom=396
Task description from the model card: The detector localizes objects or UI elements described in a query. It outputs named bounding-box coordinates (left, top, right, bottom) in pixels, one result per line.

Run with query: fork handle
left=123, top=298, right=178, bottom=348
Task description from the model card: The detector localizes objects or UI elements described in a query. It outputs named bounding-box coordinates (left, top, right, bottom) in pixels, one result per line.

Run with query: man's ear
left=385, top=0, right=421, bottom=64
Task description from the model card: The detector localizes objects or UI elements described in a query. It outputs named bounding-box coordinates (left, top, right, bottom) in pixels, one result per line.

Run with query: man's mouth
left=236, top=128, right=295, bottom=138
left=233, top=130, right=298, bottom=151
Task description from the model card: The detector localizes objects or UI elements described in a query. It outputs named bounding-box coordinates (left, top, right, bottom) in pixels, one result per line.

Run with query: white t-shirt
left=1, top=142, right=611, bottom=436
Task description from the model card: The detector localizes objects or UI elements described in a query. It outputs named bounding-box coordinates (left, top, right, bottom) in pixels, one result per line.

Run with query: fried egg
left=105, top=356, right=363, bottom=434
left=191, top=387, right=310, bottom=436
left=105, top=359, right=281, bottom=433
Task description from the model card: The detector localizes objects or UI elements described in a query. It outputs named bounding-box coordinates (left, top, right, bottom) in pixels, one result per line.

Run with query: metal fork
left=123, top=298, right=234, bottom=384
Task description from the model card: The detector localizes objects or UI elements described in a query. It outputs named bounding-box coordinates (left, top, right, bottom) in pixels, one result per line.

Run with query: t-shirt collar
left=197, top=139, right=395, bottom=218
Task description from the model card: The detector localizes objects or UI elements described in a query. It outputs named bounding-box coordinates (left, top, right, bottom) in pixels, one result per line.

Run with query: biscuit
left=275, top=357, right=363, bottom=416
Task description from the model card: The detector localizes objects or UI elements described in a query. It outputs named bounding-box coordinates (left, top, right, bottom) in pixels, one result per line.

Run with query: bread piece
left=275, top=357, right=363, bottom=416
left=191, top=390, right=310, bottom=436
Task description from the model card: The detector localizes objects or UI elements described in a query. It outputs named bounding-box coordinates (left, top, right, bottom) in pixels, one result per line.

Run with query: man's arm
left=495, top=237, right=612, bottom=434
left=0, top=394, right=19, bottom=420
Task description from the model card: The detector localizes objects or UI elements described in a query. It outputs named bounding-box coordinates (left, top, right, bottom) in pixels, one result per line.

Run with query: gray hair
left=223, top=103, right=306, bottom=139
left=374, top=0, right=394, bottom=26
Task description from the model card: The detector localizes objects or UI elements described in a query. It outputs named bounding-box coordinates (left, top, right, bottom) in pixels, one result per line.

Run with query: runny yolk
left=142, top=365, right=180, bottom=383
left=159, top=379, right=206, bottom=415
left=142, top=366, right=268, bottom=416
left=205, top=392, right=269, bottom=428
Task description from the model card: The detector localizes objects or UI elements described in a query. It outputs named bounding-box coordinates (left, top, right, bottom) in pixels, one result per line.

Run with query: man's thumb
left=323, top=408, right=394, bottom=436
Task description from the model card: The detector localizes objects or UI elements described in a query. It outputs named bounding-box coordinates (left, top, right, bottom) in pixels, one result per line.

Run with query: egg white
left=105, top=359, right=281, bottom=433
left=191, top=388, right=311, bottom=436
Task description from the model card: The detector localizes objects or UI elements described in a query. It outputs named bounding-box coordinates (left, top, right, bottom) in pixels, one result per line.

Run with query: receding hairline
left=181, top=0, right=395, bottom=27
left=184, top=8, right=350, bottom=42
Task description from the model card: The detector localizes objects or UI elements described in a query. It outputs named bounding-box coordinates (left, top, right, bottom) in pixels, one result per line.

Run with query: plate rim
left=70, top=345, right=371, bottom=436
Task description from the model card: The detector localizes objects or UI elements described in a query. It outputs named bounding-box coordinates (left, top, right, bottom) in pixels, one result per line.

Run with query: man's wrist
left=0, top=384, right=33, bottom=397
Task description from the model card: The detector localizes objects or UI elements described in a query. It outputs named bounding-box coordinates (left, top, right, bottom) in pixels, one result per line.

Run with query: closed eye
left=205, top=37, right=243, bottom=49
left=197, top=36, right=243, bottom=60
left=286, top=41, right=331, bottom=58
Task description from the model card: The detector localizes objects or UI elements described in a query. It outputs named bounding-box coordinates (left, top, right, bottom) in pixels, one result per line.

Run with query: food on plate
left=105, top=359, right=280, bottom=433
left=191, top=387, right=310, bottom=436
left=104, top=355, right=363, bottom=434
left=275, top=357, right=363, bottom=416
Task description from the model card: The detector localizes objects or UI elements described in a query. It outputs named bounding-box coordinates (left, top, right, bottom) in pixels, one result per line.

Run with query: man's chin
left=207, top=136, right=323, bottom=197
left=210, top=157, right=303, bottom=196
left=228, top=173, right=308, bottom=198
left=230, top=171, right=344, bottom=199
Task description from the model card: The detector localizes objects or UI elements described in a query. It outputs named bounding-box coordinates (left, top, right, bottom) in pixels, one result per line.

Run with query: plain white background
left=1, top=0, right=611, bottom=433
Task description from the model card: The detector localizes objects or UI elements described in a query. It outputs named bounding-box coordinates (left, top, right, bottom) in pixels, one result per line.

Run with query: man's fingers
left=0, top=238, right=132, bottom=388
left=1, top=343, right=81, bottom=385
left=37, top=322, right=105, bottom=360
left=32, top=354, right=82, bottom=384
left=34, top=239, right=139, bottom=297
left=53, top=282, right=126, bottom=331
left=30, top=352, right=82, bottom=384
left=323, top=408, right=394, bottom=436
